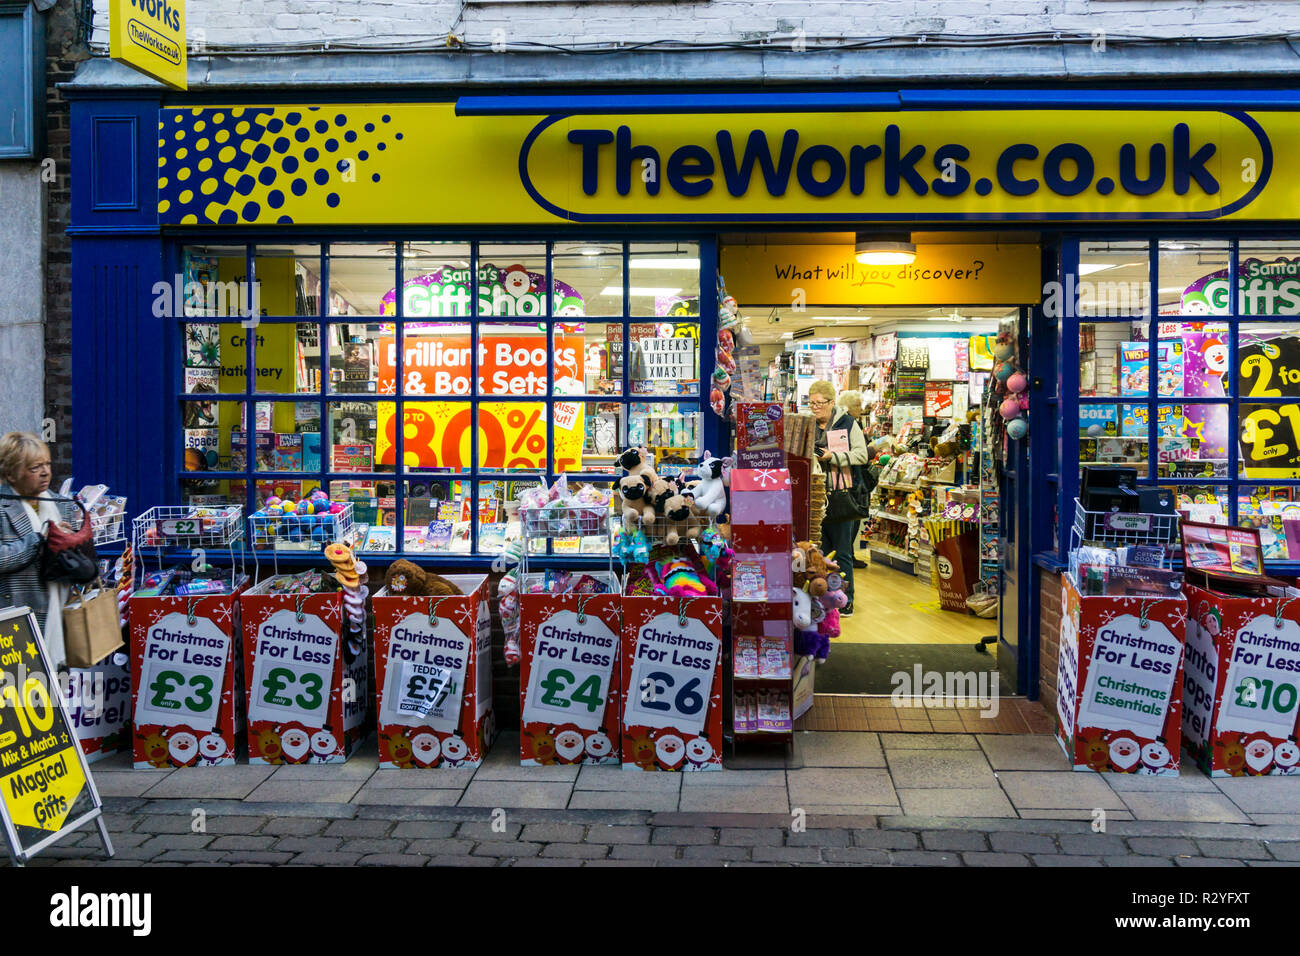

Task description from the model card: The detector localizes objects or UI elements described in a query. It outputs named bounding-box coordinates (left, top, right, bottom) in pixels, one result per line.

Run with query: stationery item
left=734, top=636, right=759, bottom=679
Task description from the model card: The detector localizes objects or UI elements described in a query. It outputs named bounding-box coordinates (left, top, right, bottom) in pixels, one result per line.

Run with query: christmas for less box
left=371, top=575, right=493, bottom=769
left=519, top=575, right=622, bottom=766
left=67, top=654, right=131, bottom=764
left=241, top=583, right=368, bottom=765
left=1057, top=574, right=1186, bottom=776
left=620, top=592, right=724, bottom=771
left=130, top=589, right=247, bottom=768
left=1183, top=583, right=1300, bottom=776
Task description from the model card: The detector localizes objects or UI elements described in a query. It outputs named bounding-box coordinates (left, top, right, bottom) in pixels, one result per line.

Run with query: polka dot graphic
left=157, top=106, right=407, bottom=224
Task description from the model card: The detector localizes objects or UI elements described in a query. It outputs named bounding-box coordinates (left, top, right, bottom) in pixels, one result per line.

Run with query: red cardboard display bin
left=241, top=580, right=369, bottom=764
left=68, top=655, right=131, bottom=764
left=1056, top=573, right=1186, bottom=775
left=130, top=588, right=247, bottom=768
left=620, top=590, right=724, bottom=771
left=519, top=573, right=622, bottom=766
left=372, top=574, right=493, bottom=769
left=1183, top=583, right=1300, bottom=776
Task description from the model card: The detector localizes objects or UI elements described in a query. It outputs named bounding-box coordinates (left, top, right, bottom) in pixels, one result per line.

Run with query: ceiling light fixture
left=855, top=233, right=916, bottom=266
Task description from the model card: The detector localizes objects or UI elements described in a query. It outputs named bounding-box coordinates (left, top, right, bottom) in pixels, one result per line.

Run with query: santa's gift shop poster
left=1057, top=577, right=1186, bottom=775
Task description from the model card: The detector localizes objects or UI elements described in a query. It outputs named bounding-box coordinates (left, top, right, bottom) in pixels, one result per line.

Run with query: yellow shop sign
left=111, top=0, right=186, bottom=91
left=158, top=104, right=1282, bottom=225
left=720, top=243, right=1041, bottom=306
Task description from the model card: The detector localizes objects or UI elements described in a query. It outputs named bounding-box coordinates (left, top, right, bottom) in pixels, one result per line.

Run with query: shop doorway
left=721, top=233, right=1037, bottom=709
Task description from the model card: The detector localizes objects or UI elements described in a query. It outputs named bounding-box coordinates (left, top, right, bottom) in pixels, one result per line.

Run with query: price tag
left=379, top=612, right=472, bottom=732
left=160, top=519, right=202, bottom=537
left=1218, top=614, right=1300, bottom=738
left=522, top=610, right=617, bottom=732
left=395, top=661, right=457, bottom=719
left=247, top=610, right=337, bottom=727
left=1104, top=512, right=1151, bottom=533
left=624, top=612, right=719, bottom=736
left=133, top=612, right=229, bottom=731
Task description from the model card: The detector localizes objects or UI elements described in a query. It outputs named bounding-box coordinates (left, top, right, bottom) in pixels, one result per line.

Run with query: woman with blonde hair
left=0, top=432, right=74, bottom=668
left=808, top=381, right=870, bottom=614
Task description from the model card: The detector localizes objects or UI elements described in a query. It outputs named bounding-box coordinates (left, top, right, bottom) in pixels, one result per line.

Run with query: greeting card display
left=1057, top=573, right=1186, bottom=775
left=372, top=575, right=493, bottom=768
left=620, top=592, right=723, bottom=771
left=67, top=655, right=131, bottom=764
left=130, top=588, right=247, bottom=768
left=241, top=581, right=369, bottom=764
left=735, top=403, right=786, bottom=470
left=519, top=575, right=622, bottom=766
left=1182, top=584, right=1300, bottom=776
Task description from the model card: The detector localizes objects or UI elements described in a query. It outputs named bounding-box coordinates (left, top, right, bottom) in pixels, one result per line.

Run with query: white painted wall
left=90, top=0, right=1300, bottom=48
left=0, top=165, right=46, bottom=440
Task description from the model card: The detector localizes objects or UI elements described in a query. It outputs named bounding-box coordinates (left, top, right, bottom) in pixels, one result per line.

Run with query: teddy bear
left=792, top=541, right=830, bottom=597
left=384, top=559, right=462, bottom=596
left=618, top=473, right=656, bottom=528
left=661, top=494, right=699, bottom=546
left=617, top=446, right=658, bottom=481
left=648, top=476, right=679, bottom=519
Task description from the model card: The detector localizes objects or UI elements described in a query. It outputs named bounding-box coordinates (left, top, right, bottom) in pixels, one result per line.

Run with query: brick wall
left=45, top=0, right=88, bottom=478
left=88, top=0, right=1300, bottom=48
left=1037, top=567, right=1061, bottom=726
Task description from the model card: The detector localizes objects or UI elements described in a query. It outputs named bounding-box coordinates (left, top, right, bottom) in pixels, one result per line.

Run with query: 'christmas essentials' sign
left=130, top=591, right=245, bottom=768
left=621, top=594, right=724, bottom=771
left=1182, top=584, right=1300, bottom=775
left=519, top=586, right=622, bottom=766
left=1057, top=575, right=1186, bottom=775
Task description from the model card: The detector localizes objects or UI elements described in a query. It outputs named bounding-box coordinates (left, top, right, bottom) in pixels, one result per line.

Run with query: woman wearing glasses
left=0, top=432, right=74, bottom=668
left=808, top=381, right=870, bottom=615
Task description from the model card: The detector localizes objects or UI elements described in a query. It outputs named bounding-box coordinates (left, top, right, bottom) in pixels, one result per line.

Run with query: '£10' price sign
left=1219, top=615, right=1300, bottom=739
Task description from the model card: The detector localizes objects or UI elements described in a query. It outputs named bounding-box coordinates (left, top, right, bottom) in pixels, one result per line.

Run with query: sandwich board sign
left=0, top=607, right=113, bottom=864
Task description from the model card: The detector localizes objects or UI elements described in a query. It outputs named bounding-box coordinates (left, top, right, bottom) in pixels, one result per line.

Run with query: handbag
left=0, top=492, right=99, bottom=585
left=63, top=579, right=125, bottom=668
left=825, top=464, right=872, bottom=522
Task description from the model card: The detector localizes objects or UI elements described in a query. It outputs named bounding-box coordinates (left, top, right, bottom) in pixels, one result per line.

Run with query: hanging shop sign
left=156, top=105, right=1284, bottom=226
left=0, top=608, right=111, bottom=864
left=380, top=265, right=585, bottom=320
left=719, top=243, right=1040, bottom=305
left=111, top=0, right=187, bottom=91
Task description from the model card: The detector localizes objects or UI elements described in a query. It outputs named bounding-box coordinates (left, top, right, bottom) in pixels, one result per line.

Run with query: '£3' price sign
left=149, top=670, right=214, bottom=714
left=260, top=667, right=326, bottom=719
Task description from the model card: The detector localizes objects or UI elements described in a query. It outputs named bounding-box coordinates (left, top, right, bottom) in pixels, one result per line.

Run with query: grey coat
left=0, top=484, right=73, bottom=620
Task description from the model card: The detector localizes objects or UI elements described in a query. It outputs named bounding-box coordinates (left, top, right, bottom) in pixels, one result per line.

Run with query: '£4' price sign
left=539, top=667, right=605, bottom=714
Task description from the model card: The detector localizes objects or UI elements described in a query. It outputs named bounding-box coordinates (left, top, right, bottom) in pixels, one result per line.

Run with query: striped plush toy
left=648, top=555, right=718, bottom=597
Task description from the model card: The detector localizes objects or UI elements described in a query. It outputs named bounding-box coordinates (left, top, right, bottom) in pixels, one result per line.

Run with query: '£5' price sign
left=403, top=668, right=456, bottom=715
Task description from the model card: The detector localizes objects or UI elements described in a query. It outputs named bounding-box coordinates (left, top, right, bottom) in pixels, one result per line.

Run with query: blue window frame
left=172, top=235, right=718, bottom=561
left=1057, top=235, right=1300, bottom=569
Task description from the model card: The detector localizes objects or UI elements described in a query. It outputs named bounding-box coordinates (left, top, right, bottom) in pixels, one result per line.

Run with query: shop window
left=1239, top=402, right=1300, bottom=479
left=1238, top=241, right=1300, bottom=316
left=1162, top=484, right=1228, bottom=524
left=629, top=242, right=699, bottom=317
left=1156, top=403, right=1228, bottom=481
left=181, top=245, right=252, bottom=318
left=1076, top=240, right=1149, bottom=318
left=1077, top=321, right=1146, bottom=396
left=180, top=477, right=243, bottom=507
left=1077, top=403, right=1147, bottom=475
left=175, top=238, right=705, bottom=557
left=329, top=242, right=394, bottom=316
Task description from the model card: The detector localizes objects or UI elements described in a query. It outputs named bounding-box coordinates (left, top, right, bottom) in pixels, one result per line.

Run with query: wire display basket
left=249, top=503, right=354, bottom=550
left=1071, top=498, right=1180, bottom=548
left=133, top=505, right=244, bottom=551
left=88, top=502, right=129, bottom=546
left=519, top=505, right=611, bottom=538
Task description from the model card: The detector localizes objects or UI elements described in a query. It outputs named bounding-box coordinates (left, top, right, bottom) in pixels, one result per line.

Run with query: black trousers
left=820, top=517, right=857, bottom=605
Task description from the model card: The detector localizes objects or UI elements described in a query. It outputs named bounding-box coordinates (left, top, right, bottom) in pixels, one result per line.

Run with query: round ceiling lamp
left=855, top=234, right=917, bottom=266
